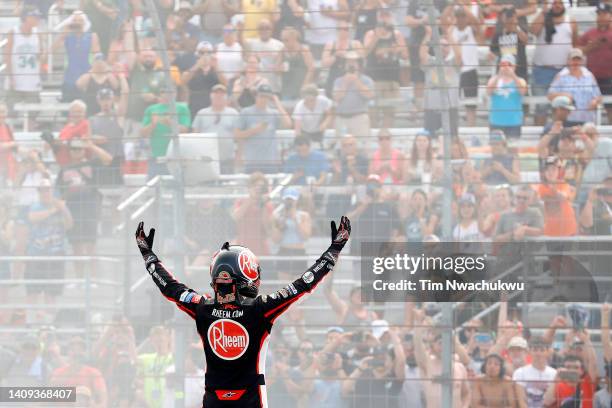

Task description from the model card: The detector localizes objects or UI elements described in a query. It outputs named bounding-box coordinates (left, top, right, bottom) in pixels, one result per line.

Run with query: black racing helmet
left=210, top=242, right=260, bottom=299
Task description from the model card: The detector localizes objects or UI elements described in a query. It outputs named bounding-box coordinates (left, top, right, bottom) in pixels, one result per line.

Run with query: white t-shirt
left=512, top=364, right=557, bottom=408
left=215, top=42, right=244, bottom=81
left=305, top=0, right=339, bottom=45
left=450, top=25, right=478, bottom=73
left=292, top=95, right=332, bottom=133
left=452, top=220, right=482, bottom=242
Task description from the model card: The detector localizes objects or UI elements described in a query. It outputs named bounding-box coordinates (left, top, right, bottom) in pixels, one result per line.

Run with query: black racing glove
left=329, top=216, right=351, bottom=254
left=136, top=221, right=158, bottom=270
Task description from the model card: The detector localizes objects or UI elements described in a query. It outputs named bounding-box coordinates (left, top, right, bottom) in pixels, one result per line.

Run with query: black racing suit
left=143, top=248, right=340, bottom=407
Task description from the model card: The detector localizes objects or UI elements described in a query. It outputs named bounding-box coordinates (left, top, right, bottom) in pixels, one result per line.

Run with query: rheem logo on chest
left=207, top=319, right=249, bottom=360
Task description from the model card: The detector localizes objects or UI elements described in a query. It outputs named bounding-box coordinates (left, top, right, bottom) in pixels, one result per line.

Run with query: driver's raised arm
left=135, top=222, right=207, bottom=320
left=258, top=216, right=351, bottom=323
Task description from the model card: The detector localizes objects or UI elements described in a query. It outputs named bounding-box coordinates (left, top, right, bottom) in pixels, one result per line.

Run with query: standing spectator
left=75, top=54, right=120, bottom=116
left=136, top=326, right=173, bottom=408
left=321, top=19, right=362, bottom=98
left=449, top=6, right=481, bottom=127
left=471, top=354, right=525, bottom=408
left=579, top=176, right=612, bottom=235
left=404, top=130, right=437, bottom=184
left=309, top=351, right=346, bottom=407
left=181, top=41, right=222, bottom=119
left=453, top=193, right=484, bottom=242
left=82, top=0, right=120, bottom=54
left=398, top=189, right=439, bottom=242
left=230, top=55, right=269, bottom=109
left=543, top=354, right=598, bottom=408
left=51, top=100, right=91, bottom=168
left=0, top=103, right=18, bottom=187
left=304, top=0, right=349, bottom=58
left=246, top=19, right=285, bottom=94
left=541, top=95, right=577, bottom=137
left=405, top=0, right=431, bottom=109
left=192, top=84, right=240, bottom=175
left=490, top=7, right=529, bottom=81
left=354, top=0, right=380, bottom=42
left=193, top=0, right=239, bottom=44
left=280, top=26, right=315, bottom=101
left=242, top=0, right=279, bottom=41
left=292, top=84, right=334, bottom=148
left=272, top=186, right=312, bottom=279
left=231, top=172, right=278, bottom=256
left=481, top=130, right=521, bottom=184
left=5, top=8, right=45, bottom=110
left=125, top=49, right=165, bottom=134
left=49, top=337, right=108, bottom=408
left=421, top=34, right=462, bottom=138
left=234, top=84, right=291, bottom=173
left=513, top=337, right=557, bottom=408
left=25, top=178, right=72, bottom=308
left=487, top=55, right=528, bottom=139
left=89, top=88, right=126, bottom=186
left=529, top=0, right=577, bottom=125
left=480, top=185, right=513, bottom=238
left=579, top=3, right=612, bottom=123
left=548, top=48, right=602, bottom=126
left=284, top=136, right=330, bottom=185
left=215, top=24, right=243, bottom=84
left=53, top=10, right=101, bottom=102
left=493, top=185, right=543, bottom=246
left=368, top=129, right=406, bottom=185
left=276, top=0, right=306, bottom=37
left=363, top=9, right=407, bottom=128
left=333, top=51, right=375, bottom=145
left=107, top=19, right=137, bottom=68
left=140, top=85, right=191, bottom=178
left=576, top=123, right=611, bottom=206
left=538, top=156, right=578, bottom=237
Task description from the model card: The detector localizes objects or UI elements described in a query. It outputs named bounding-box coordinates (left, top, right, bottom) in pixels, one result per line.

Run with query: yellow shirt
left=242, top=0, right=277, bottom=39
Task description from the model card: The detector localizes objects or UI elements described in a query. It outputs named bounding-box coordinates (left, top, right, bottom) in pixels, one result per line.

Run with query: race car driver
left=135, top=215, right=351, bottom=407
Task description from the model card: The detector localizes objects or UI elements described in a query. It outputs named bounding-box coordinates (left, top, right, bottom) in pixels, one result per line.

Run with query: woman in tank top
left=321, top=20, right=363, bottom=97
left=75, top=56, right=120, bottom=115
left=230, top=55, right=269, bottom=109
left=404, top=131, right=436, bottom=183
left=280, top=27, right=315, bottom=101
left=369, top=129, right=405, bottom=184
left=353, top=0, right=379, bottom=42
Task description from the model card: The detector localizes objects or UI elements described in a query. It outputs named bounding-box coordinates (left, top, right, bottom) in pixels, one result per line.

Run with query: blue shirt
left=284, top=150, right=330, bottom=184
left=489, top=78, right=523, bottom=127
left=238, top=105, right=281, bottom=170
left=549, top=67, right=601, bottom=123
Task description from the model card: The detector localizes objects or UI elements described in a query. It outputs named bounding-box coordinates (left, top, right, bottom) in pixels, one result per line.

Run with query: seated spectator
left=234, top=84, right=291, bottom=174
left=321, top=19, right=363, bottom=98
left=548, top=48, right=602, bottom=126
left=543, top=354, right=598, bottom=408
left=181, top=41, right=222, bottom=118
left=538, top=156, right=578, bottom=237
left=136, top=326, right=173, bottom=408
left=284, top=136, right=330, bottom=185
left=231, top=172, right=277, bottom=256
left=0, top=103, right=18, bottom=187
left=246, top=19, right=285, bottom=94
left=480, top=185, right=513, bottom=238
left=192, top=84, right=240, bottom=175
left=490, top=7, right=529, bottom=81
left=368, top=129, right=406, bottom=185
left=398, top=189, right=439, bottom=242
left=487, top=55, right=527, bottom=140
left=342, top=331, right=406, bottom=408
left=140, top=85, right=191, bottom=178
left=481, top=130, right=520, bottom=185
left=25, top=178, right=72, bottom=309
left=50, top=336, right=108, bottom=407
left=75, top=53, right=120, bottom=115
left=529, top=0, right=576, bottom=126
left=579, top=176, right=612, bottom=235
left=53, top=10, right=101, bottom=102
left=272, top=187, right=312, bottom=280
left=453, top=193, right=484, bottom=242
left=230, top=55, right=269, bottom=109
left=579, top=3, right=612, bottom=123
left=363, top=9, right=407, bottom=128
left=292, top=84, right=333, bottom=149
left=513, top=336, right=557, bottom=408
left=471, top=354, right=525, bottom=408
left=215, top=24, right=243, bottom=84
left=280, top=26, right=315, bottom=101
left=404, top=130, right=437, bottom=184
left=333, top=51, right=375, bottom=145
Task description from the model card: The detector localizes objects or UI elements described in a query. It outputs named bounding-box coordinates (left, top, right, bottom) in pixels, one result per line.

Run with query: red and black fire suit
left=143, top=248, right=341, bottom=407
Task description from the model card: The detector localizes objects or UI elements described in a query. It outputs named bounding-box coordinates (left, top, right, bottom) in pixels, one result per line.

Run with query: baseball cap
left=489, top=129, right=507, bottom=143
left=281, top=186, right=300, bottom=201
left=458, top=193, right=476, bottom=205
left=196, top=41, right=213, bottom=52
left=22, top=7, right=42, bottom=19
left=256, top=83, right=274, bottom=95
left=211, top=83, right=227, bottom=93
left=345, top=51, right=361, bottom=60
left=371, top=320, right=390, bottom=340
left=500, top=54, right=516, bottom=65
left=596, top=3, right=611, bottom=13
left=416, top=128, right=431, bottom=137
left=366, top=174, right=382, bottom=184
left=568, top=48, right=584, bottom=60
left=97, top=87, right=114, bottom=100
left=544, top=155, right=560, bottom=167
left=507, top=336, right=528, bottom=349
left=551, top=95, right=575, bottom=111
left=327, top=326, right=345, bottom=334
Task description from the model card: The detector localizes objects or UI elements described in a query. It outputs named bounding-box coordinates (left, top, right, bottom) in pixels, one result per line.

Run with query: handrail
left=116, top=175, right=160, bottom=211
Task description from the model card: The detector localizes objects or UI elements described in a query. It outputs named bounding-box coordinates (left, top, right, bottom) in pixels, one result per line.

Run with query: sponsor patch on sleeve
left=302, top=271, right=314, bottom=284
left=286, top=283, right=297, bottom=295
left=191, top=294, right=202, bottom=304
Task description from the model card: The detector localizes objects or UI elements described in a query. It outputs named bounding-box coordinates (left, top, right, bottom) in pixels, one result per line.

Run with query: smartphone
left=474, top=333, right=493, bottom=344
left=559, top=370, right=580, bottom=383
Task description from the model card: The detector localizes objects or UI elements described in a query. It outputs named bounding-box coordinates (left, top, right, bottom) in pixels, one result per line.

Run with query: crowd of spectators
left=0, top=0, right=610, bottom=407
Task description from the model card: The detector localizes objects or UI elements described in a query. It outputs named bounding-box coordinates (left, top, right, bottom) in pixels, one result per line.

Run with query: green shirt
left=137, top=352, right=173, bottom=408
left=142, top=103, right=191, bottom=157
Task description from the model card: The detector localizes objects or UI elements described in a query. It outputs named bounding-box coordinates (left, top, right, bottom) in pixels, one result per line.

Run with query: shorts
left=459, top=69, right=479, bottom=99
left=25, top=259, right=65, bottom=296
left=489, top=125, right=522, bottom=139
left=408, top=45, right=425, bottom=83
left=373, top=81, right=400, bottom=108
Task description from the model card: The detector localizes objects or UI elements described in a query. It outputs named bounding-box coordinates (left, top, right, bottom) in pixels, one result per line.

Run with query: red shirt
left=56, top=120, right=91, bottom=166
left=553, top=375, right=596, bottom=408
left=579, top=28, right=612, bottom=79
left=50, top=365, right=107, bottom=399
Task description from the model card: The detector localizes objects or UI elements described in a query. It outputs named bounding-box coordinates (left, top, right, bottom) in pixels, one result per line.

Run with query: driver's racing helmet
left=210, top=242, right=260, bottom=301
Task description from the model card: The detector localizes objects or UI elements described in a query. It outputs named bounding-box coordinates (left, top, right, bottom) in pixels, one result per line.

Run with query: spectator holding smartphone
left=543, top=355, right=596, bottom=408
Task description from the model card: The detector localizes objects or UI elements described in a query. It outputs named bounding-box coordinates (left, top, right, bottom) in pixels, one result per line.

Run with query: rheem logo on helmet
left=238, top=249, right=259, bottom=281
left=207, top=319, right=249, bottom=360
